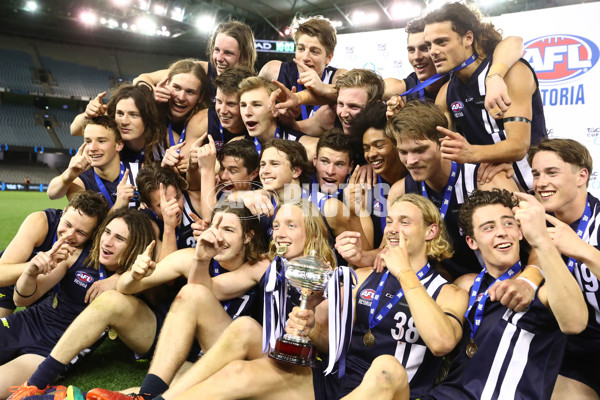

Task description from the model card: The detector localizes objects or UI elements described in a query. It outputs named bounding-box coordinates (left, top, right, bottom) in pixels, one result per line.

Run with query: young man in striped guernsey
left=528, top=139, right=600, bottom=400
left=376, top=189, right=586, bottom=400
left=423, top=3, right=547, bottom=193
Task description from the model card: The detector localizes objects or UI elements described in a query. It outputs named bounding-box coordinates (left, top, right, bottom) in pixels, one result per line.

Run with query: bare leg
left=163, top=316, right=264, bottom=399
left=0, top=354, right=45, bottom=398
left=147, top=284, right=234, bottom=385
left=552, top=375, right=599, bottom=400
left=50, top=290, right=157, bottom=364
left=342, top=355, right=409, bottom=400
left=175, top=358, right=314, bottom=400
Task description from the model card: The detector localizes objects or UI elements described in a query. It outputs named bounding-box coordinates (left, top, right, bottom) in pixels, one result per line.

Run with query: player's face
left=384, top=200, right=430, bottom=257
left=147, top=184, right=184, bottom=225
left=114, top=97, right=145, bottom=145
left=531, top=150, right=585, bottom=215
left=83, top=124, right=123, bottom=168
left=168, top=72, right=202, bottom=122
left=219, top=155, right=257, bottom=192
left=466, top=204, right=522, bottom=272
left=407, top=32, right=437, bottom=82
left=424, top=21, right=473, bottom=75
left=397, top=138, right=442, bottom=182
left=57, top=207, right=98, bottom=247
left=295, top=34, right=333, bottom=76
left=314, top=148, right=351, bottom=195
left=363, top=128, right=400, bottom=176
left=212, top=212, right=248, bottom=263
left=240, top=87, right=277, bottom=140
left=213, top=33, right=241, bottom=75
left=259, top=147, right=299, bottom=192
left=98, top=217, right=130, bottom=270
left=336, top=87, right=368, bottom=135
left=215, top=89, right=244, bottom=132
left=272, top=203, right=307, bottom=260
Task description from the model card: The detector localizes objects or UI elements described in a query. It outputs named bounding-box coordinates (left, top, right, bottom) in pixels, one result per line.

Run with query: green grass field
left=1, top=191, right=147, bottom=391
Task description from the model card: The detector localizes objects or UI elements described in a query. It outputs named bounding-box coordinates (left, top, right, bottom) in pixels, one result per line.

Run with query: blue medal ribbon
left=297, top=70, right=326, bottom=120
left=420, top=161, right=458, bottom=220
left=94, top=162, right=125, bottom=207
left=168, top=122, right=187, bottom=152
left=402, top=54, right=478, bottom=98
left=567, top=195, right=592, bottom=273
left=253, top=126, right=280, bottom=154
left=368, top=263, right=431, bottom=331
left=374, top=175, right=387, bottom=234
left=465, top=260, right=521, bottom=338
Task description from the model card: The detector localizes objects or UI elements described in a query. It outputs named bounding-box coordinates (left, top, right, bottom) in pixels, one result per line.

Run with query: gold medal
left=52, top=294, right=58, bottom=309
left=276, top=245, right=288, bottom=256
left=466, top=338, right=478, bottom=358
left=363, top=330, right=376, bottom=347
left=108, top=328, right=118, bottom=340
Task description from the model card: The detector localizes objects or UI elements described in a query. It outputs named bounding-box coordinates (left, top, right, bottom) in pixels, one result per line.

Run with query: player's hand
left=386, top=95, right=405, bottom=120
left=161, top=142, right=186, bottom=170
left=545, top=214, right=589, bottom=259
left=488, top=277, right=535, bottom=312
left=115, top=169, right=135, bottom=208
left=196, top=214, right=225, bottom=261
left=295, top=59, right=327, bottom=96
left=477, top=162, right=514, bottom=186
left=270, top=80, right=300, bottom=112
left=343, top=166, right=369, bottom=217
left=485, top=74, right=511, bottom=119
left=197, top=134, right=217, bottom=171
left=26, top=238, right=71, bottom=276
left=240, top=191, right=274, bottom=217
left=380, top=232, right=411, bottom=277
left=84, top=273, right=120, bottom=303
left=85, top=92, right=107, bottom=118
left=154, top=77, right=173, bottom=103
left=130, top=241, right=156, bottom=281
left=335, top=231, right=364, bottom=266
left=439, top=126, right=477, bottom=164
left=190, top=212, right=208, bottom=242
left=513, top=192, right=550, bottom=247
left=65, top=142, right=91, bottom=180
left=160, top=182, right=182, bottom=231
left=285, top=306, right=316, bottom=337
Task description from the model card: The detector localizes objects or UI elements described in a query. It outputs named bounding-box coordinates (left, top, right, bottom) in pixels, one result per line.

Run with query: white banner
left=331, top=2, right=600, bottom=196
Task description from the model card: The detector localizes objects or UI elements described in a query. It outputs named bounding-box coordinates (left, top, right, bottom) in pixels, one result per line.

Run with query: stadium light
left=153, top=4, right=166, bottom=16
left=80, top=11, right=98, bottom=26
left=138, top=1, right=149, bottom=10
left=107, top=19, right=118, bottom=28
left=24, top=1, right=38, bottom=12
left=112, top=0, right=131, bottom=7
left=350, top=10, right=379, bottom=25
left=330, top=20, right=343, bottom=28
left=196, top=15, right=216, bottom=33
left=389, top=1, right=423, bottom=20
left=137, top=16, right=156, bottom=35
left=171, top=7, right=185, bottom=21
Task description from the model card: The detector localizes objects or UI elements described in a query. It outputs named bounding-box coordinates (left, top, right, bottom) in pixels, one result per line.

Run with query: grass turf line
left=1, top=191, right=148, bottom=390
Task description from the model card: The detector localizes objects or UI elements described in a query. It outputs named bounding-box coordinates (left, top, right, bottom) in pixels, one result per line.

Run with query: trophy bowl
left=268, top=250, right=332, bottom=367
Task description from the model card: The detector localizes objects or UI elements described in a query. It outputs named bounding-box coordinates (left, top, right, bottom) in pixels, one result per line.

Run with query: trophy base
left=268, top=336, right=318, bottom=367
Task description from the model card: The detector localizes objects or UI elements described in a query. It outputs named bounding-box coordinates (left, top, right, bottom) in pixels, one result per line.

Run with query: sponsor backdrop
left=331, top=2, right=600, bottom=196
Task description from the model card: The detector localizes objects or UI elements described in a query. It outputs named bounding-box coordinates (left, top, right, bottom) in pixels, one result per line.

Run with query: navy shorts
left=0, top=285, right=16, bottom=310
left=560, top=352, right=600, bottom=395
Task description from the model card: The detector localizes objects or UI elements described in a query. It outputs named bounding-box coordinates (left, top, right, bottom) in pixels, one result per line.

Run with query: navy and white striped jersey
left=446, top=57, right=547, bottom=192
left=427, top=273, right=566, bottom=400
left=207, top=106, right=246, bottom=151
left=338, top=267, right=449, bottom=399
left=143, top=190, right=199, bottom=249
left=79, top=161, right=139, bottom=208
left=560, top=193, right=600, bottom=393
left=405, top=163, right=483, bottom=278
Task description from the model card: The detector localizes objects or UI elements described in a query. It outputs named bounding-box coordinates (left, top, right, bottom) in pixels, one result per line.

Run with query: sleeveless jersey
left=403, top=72, right=443, bottom=103
left=338, top=267, right=449, bottom=399
left=119, top=146, right=145, bottom=164
left=207, top=106, right=247, bottom=151
left=446, top=57, right=547, bottom=192
left=0, top=245, right=103, bottom=361
left=404, top=164, right=483, bottom=278
left=78, top=161, right=138, bottom=208
left=247, top=125, right=306, bottom=155
left=142, top=191, right=199, bottom=249
left=370, top=175, right=390, bottom=248
left=207, top=62, right=217, bottom=102
left=559, top=193, right=600, bottom=392
left=427, top=273, right=566, bottom=400
left=277, top=62, right=337, bottom=121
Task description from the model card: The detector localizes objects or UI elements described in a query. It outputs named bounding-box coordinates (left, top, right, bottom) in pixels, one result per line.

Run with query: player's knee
left=175, top=283, right=209, bottom=305
left=218, top=360, right=254, bottom=388
left=370, top=355, right=408, bottom=389
left=221, top=317, right=261, bottom=352
left=90, top=289, right=129, bottom=314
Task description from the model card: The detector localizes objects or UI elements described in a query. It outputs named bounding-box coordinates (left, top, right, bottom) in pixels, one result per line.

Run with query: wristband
left=516, top=276, right=538, bottom=291
left=487, top=62, right=508, bottom=79
left=527, top=264, right=545, bottom=278
left=485, top=72, right=503, bottom=81
left=296, top=90, right=312, bottom=106
left=503, top=116, right=532, bottom=125
left=15, top=282, right=37, bottom=298
left=308, top=322, right=320, bottom=340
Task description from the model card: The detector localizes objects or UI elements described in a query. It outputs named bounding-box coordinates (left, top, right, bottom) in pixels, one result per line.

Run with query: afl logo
left=76, top=272, right=94, bottom=283
left=360, top=289, right=376, bottom=300
left=451, top=101, right=464, bottom=112
left=523, top=35, right=599, bottom=83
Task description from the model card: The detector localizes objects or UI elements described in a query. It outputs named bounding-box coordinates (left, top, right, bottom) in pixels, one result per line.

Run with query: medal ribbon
left=297, top=69, right=327, bottom=120
left=375, top=175, right=387, bottom=234
left=465, top=260, right=521, bottom=338
left=401, top=54, right=477, bottom=98
left=93, top=162, right=125, bottom=207
left=368, top=263, right=431, bottom=331
left=168, top=122, right=187, bottom=152
left=253, top=126, right=280, bottom=154
left=567, top=195, right=592, bottom=273
left=420, top=161, right=458, bottom=220
left=325, top=266, right=358, bottom=377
